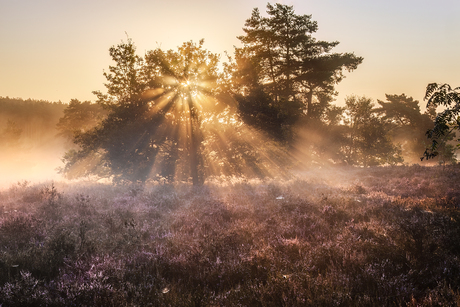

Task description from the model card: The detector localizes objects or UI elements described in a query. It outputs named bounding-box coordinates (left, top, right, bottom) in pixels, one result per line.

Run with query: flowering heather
left=1, top=165, right=460, bottom=306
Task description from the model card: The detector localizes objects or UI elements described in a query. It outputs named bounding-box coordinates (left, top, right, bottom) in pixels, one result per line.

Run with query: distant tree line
left=0, top=97, right=65, bottom=150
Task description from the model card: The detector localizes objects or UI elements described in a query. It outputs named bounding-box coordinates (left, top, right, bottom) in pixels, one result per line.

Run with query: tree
left=56, top=99, right=107, bottom=143
left=375, top=94, right=436, bottom=163
left=293, top=93, right=347, bottom=165
left=422, top=83, right=460, bottom=162
left=0, top=97, right=65, bottom=147
left=235, top=88, right=296, bottom=141
left=341, top=96, right=403, bottom=166
left=62, top=40, right=223, bottom=184
left=230, top=3, right=362, bottom=141
left=142, top=39, right=221, bottom=185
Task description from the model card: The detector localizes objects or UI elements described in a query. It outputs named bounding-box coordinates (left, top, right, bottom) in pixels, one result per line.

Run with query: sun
left=181, top=80, right=191, bottom=88
left=177, top=78, right=200, bottom=100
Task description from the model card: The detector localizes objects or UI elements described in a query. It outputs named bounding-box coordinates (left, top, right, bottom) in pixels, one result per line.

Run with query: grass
left=1, top=165, right=460, bottom=306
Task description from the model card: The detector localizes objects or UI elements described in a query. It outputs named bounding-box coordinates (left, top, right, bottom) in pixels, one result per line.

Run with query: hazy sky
left=1, top=0, right=459, bottom=107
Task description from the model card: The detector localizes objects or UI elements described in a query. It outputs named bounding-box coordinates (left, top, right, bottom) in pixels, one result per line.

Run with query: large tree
left=231, top=3, right=362, bottom=141
left=62, top=40, right=222, bottom=184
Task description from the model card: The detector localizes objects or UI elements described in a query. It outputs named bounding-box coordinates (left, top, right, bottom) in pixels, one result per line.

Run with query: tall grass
left=1, top=165, right=460, bottom=306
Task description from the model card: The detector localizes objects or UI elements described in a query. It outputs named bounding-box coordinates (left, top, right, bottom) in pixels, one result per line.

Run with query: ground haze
left=1, top=165, right=459, bottom=306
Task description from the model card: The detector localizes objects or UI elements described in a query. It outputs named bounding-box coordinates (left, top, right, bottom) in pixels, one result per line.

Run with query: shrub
left=1, top=165, right=460, bottom=305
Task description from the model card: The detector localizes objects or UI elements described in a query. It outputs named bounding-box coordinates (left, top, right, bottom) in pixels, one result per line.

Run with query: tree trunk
left=306, top=89, right=313, bottom=118
left=188, top=97, right=204, bottom=186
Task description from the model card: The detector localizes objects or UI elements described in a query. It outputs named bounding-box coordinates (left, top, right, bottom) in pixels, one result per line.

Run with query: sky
left=1, top=0, right=459, bottom=108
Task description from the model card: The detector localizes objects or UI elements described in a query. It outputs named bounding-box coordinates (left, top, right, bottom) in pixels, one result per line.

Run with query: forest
left=1, top=3, right=460, bottom=306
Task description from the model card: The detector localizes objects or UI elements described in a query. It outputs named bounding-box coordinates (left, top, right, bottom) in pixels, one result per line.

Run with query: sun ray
left=64, top=39, right=305, bottom=184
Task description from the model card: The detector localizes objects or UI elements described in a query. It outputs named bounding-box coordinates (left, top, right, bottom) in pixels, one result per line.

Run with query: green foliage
left=422, top=83, right=460, bottom=161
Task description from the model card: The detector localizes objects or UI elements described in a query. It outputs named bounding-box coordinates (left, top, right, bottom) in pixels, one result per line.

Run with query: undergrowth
left=1, top=165, right=460, bottom=306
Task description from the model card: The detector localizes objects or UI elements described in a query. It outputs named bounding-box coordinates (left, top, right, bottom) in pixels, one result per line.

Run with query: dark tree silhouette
left=62, top=40, right=222, bottom=184
left=229, top=3, right=363, bottom=141
left=61, top=4, right=367, bottom=182
left=422, top=83, right=460, bottom=161
left=341, top=96, right=403, bottom=167
left=375, top=94, right=439, bottom=163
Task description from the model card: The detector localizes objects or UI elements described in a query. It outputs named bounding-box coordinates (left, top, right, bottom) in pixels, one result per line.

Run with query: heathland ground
left=1, top=165, right=460, bottom=306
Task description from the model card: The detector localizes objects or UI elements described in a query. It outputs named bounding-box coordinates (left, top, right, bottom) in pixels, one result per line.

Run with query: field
left=1, top=165, right=460, bottom=306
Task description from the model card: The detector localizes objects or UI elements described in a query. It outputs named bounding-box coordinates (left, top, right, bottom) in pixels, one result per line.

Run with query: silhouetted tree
left=56, top=99, right=107, bottom=143
left=62, top=40, right=224, bottom=184
left=293, top=92, right=347, bottom=165
left=375, top=94, right=437, bottom=163
left=143, top=39, right=222, bottom=185
left=422, top=83, right=460, bottom=162
left=341, top=96, right=403, bottom=166
left=235, top=88, right=296, bottom=141
left=230, top=3, right=362, bottom=141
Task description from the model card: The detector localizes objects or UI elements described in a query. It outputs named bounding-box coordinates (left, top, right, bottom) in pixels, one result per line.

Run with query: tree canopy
left=341, top=96, right=403, bottom=167
left=229, top=3, right=363, bottom=141
left=0, top=97, right=65, bottom=148
left=0, top=119, right=22, bottom=149
left=56, top=99, right=107, bottom=143
left=62, top=40, right=222, bottom=184
left=375, top=94, right=440, bottom=164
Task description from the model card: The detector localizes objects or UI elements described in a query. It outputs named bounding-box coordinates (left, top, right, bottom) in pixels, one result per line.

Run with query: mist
left=0, top=97, right=67, bottom=189
left=0, top=142, right=65, bottom=189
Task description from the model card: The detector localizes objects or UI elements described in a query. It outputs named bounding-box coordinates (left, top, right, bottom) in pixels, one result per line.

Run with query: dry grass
left=1, top=165, right=460, bottom=306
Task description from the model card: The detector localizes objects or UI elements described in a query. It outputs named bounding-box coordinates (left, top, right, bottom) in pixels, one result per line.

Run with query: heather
left=1, top=165, right=460, bottom=306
